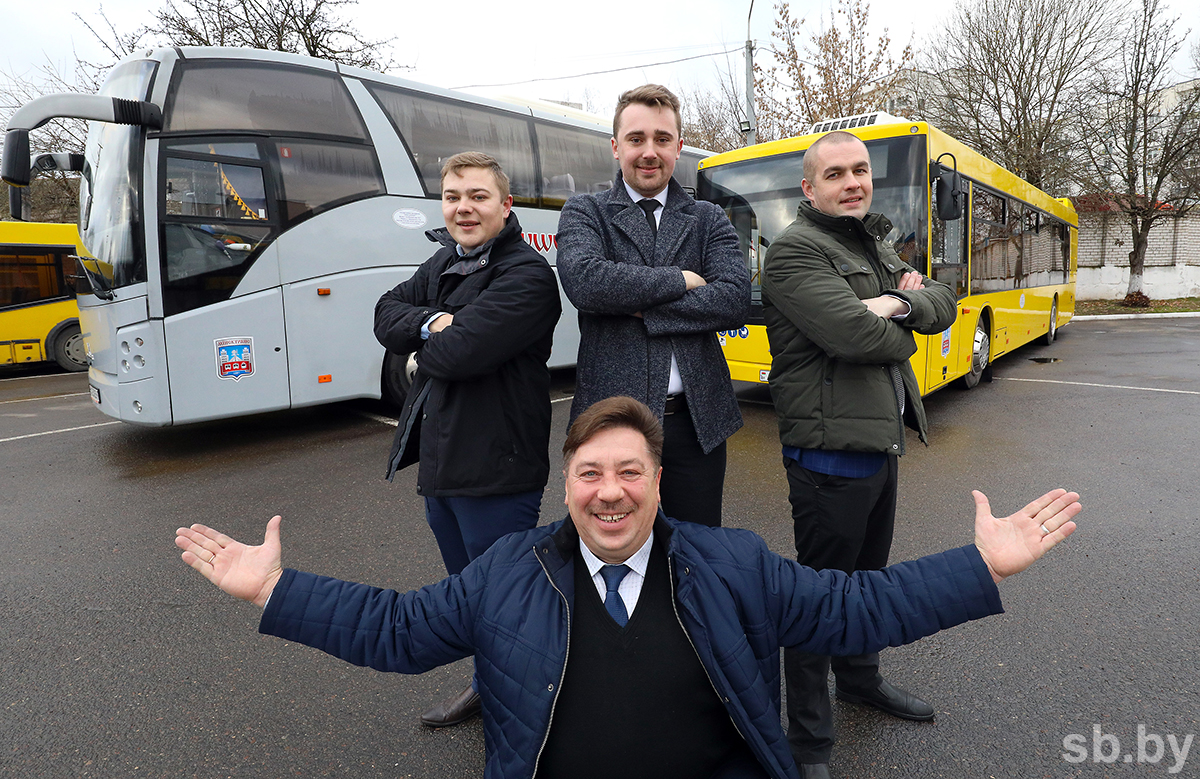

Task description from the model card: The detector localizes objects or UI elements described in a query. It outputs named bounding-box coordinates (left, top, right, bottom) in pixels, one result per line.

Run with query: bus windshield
left=79, top=59, right=157, bottom=289
left=698, top=135, right=928, bottom=306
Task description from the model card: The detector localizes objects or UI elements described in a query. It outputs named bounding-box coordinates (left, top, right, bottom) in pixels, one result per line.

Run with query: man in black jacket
left=373, top=151, right=561, bottom=728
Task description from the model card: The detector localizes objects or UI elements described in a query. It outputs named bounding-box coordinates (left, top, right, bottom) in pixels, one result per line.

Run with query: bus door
left=926, top=188, right=970, bottom=392
left=159, top=140, right=290, bottom=423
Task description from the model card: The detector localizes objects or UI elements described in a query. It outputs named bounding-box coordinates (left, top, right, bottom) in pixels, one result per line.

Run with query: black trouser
left=659, top=400, right=726, bottom=527
left=783, top=453, right=898, bottom=763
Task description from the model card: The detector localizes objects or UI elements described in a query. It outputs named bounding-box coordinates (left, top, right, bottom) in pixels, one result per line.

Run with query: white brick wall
left=1076, top=212, right=1200, bottom=298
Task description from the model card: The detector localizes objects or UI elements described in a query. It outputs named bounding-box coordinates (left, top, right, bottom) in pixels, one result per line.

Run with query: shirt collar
left=623, top=180, right=668, bottom=210
left=579, top=531, right=654, bottom=579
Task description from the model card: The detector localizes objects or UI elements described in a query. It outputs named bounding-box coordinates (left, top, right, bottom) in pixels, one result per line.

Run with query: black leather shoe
left=836, top=679, right=933, bottom=721
left=800, top=763, right=832, bottom=779
left=420, top=685, right=481, bottom=728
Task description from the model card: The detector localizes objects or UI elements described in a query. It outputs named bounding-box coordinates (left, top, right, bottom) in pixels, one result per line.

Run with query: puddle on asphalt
left=1029, top=357, right=1062, bottom=363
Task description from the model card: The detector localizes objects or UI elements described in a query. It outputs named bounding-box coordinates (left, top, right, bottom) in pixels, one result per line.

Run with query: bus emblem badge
left=215, top=337, right=255, bottom=381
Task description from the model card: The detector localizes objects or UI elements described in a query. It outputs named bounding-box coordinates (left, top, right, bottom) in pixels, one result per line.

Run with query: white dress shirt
left=622, top=181, right=684, bottom=395
left=578, top=530, right=655, bottom=618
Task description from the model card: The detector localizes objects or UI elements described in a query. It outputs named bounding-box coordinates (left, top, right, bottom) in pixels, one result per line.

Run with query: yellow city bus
left=0, top=221, right=88, bottom=371
left=697, top=114, right=1077, bottom=395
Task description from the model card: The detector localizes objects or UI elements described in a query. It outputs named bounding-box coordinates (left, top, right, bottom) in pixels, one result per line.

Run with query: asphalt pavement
left=2, top=316, right=1198, bottom=778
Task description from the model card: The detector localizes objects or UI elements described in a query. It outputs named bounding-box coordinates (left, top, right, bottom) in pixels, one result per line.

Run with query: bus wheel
left=52, top=324, right=89, bottom=372
left=960, top=316, right=990, bottom=389
left=381, top=351, right=417, bottom=407
left=1044, top=297, right=1058, bottom=345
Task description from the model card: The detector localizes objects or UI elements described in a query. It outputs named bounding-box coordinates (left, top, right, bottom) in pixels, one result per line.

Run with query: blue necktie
left=600, top=564, right=631, bottom=627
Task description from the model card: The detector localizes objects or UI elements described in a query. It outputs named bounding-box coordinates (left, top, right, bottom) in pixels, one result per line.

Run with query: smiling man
left=556, top=84, right=750, bottom=529
left=761, top=131, right=959, bottom=778
left=372, top=151, right=560, bottom=728
left=175, top=396, right=1081, bottom=779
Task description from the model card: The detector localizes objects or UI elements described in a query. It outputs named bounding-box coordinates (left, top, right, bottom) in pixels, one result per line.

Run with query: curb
left=1073, top=311, right=1200, bottom=321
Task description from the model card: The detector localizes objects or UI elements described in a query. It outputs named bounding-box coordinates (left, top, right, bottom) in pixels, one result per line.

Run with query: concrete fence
left=1076, top=212, right=1200, bottom=299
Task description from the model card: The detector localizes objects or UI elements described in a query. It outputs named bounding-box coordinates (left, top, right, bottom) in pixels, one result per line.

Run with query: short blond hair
left=440, top=151, right=510, bottom=201
left=613, top=84, right=682, bottom=138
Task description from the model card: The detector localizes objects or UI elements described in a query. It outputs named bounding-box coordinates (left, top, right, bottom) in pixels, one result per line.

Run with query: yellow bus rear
left=0, top=222, right=88, bottom=371
left=698, top=118, right=1076, bottom=396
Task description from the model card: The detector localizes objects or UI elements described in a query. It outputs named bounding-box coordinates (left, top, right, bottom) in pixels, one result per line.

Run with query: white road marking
left=0, top=421, right=121, bottom=443
left=0, top=392, right=89, bottom=405
left=997, top=377, right=1200, bottom=396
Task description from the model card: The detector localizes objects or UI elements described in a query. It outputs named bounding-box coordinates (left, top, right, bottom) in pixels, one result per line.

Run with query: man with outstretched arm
left=176, top=397, right=1079, bottom=779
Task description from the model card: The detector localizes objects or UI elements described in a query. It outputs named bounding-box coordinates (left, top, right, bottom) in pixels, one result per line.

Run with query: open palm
left=176, top=516, right=284, bottom=607
left=974, top=489, right=1080, bottom=583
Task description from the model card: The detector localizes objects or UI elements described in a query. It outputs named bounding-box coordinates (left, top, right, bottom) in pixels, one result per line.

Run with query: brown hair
left=563, top=396, right=664, bottom=467
left=802, top=130, right=867, bottom=181
left=440, top=151, right=511, bottom=201
left=613, top=84, right=682, bottom=138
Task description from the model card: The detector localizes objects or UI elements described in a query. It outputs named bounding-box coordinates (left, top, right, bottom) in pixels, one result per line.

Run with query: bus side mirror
left=8, top=183, right=26, bottom=221
left=2, top=129, right=32, bottom=187
left=935, top=169, right=963, bottom=221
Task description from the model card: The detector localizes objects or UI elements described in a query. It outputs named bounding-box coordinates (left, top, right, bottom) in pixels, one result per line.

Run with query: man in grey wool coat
left=556, top=83, right=751, bottom=528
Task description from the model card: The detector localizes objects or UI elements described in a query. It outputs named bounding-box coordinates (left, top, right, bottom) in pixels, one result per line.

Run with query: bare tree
left=1, top=8, right=143, bottom=222
left=924, top=0, right=1121, bottom=193
left=681, top=65, right=749, bottom=153
left=755, top=0, right=913, bottom=139
left=147, top=0, right=395, bottom=70
left=1076, top=0, right=1200, bottom=302
left=2, top=1, right=397, bottom=221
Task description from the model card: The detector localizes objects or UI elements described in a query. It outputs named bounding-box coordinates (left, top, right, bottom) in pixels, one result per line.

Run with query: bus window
left=675, top=151, right=704, bottom=192
left=162, top=153, right=275, bottom=312
left=273, top=140, right=385, bottom=224
left=0, top=248, right=69, bottom=307
left=164, top=62, right=368, bottom=141
left=368, top=85, right=538, bottom=205
left=931, top=187, right=968, bottom=299
left=165, top=157, right=270, bottom=222
left=536, top=123, right=615, bottom=206
left=971, top=186, right=1013, bottom=292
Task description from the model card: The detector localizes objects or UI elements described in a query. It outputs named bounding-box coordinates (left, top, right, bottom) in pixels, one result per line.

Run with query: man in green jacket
left=762, top=130, right=958, bottom=779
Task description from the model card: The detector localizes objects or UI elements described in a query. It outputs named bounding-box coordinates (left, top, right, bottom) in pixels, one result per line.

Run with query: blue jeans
left=423, top=490, right=543, bottom=576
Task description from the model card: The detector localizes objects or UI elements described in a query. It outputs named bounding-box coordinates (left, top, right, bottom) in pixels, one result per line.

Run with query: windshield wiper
left=70, top=255, right=115, bottom=301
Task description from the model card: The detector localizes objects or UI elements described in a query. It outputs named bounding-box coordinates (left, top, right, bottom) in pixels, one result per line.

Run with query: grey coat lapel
left=610, top=201, right=657, bottom=265
left=656, top=200, right=695, bottom=268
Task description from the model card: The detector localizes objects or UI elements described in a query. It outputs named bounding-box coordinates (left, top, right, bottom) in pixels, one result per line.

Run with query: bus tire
left=381, top=351, right=417, bottom=407
left=960, top=314, right=990, bottom=390
left=1044, top=297, right=1058, bottom=345
left=51, top=323, right=89, bottom=372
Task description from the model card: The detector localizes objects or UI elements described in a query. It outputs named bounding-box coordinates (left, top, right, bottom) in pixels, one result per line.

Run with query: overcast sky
left=2, top=0, right=1198, bottom=119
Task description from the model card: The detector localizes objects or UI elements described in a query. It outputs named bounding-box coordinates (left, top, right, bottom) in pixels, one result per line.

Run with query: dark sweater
left=535, top=539, right=753, bottom=778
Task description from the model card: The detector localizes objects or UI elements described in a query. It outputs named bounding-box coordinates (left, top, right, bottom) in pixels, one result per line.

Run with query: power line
left=453, top=47, right=744, bottom=90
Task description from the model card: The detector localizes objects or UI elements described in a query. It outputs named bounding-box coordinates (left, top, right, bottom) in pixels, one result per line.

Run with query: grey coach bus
left=2, top=47, right=708, bottom=425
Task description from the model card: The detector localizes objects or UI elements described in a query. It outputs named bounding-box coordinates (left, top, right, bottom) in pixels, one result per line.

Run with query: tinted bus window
left=368, top=85, right=537, bottom=204
left=274, top=140, right=385, bottom=223
left=536, top=123, right=615, bottom=206
left=676, top=151, right=704, bottom=192
left=165, top=62, right=368, bottom=140
left=161, top=149, right=276, bottom=313
left=1, top=246, right=69, bottom=307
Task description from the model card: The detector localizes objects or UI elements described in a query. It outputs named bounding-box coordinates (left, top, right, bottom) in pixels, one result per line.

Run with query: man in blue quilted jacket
left=176, top=397, right=1080, bottom=779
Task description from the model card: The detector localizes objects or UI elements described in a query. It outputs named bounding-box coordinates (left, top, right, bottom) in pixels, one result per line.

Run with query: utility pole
left=743, top=0, right=757, bottom=146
